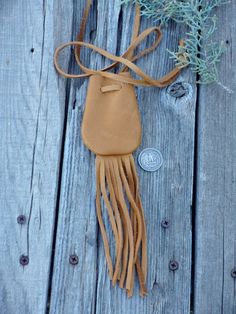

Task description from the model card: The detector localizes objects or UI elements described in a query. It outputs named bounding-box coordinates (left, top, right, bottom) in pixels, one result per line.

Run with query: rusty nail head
left=231, top=268, right=236, bottom=278
left=17, top=215, right=26, bottom=225
left=69, top=254, right=79, bottom=266
left=169, top=260, right=178, bottom=271
left=161, top=219, right=170, bottom=228
left=20, top=255, right=29, bottom=266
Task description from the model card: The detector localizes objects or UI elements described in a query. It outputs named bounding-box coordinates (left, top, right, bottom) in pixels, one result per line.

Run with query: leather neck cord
left=54, top=0, right=187, bottom=87
left=53, top=1, right=188, bottom=297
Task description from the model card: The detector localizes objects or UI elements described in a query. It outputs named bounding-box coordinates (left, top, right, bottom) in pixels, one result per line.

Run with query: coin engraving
left=138, top=148, right=163, bottom=172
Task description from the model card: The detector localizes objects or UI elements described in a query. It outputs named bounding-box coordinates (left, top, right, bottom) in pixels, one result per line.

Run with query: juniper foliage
left=122, top=0, right=227, bottom=83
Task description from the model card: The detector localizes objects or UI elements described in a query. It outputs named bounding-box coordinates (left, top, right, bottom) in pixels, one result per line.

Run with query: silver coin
left=138, top=148, right=163, bottom=172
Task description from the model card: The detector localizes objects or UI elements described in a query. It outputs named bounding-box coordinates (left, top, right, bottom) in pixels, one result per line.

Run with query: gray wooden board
left=50, top=1, right=196, bottom=313
left=194, top=2, right=236, bottom=314
left=0, top=0, right=73, bottom=313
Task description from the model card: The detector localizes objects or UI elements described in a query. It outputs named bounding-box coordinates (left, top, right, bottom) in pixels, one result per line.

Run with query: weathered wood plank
left=0, top=1, right=73, bottom=313
left=50, top=1, right=196, bottom=313
left=194, top=3, right=236, bottom=314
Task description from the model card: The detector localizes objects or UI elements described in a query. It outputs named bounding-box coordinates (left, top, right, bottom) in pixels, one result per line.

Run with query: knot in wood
left=167, top=82, right=189, bottom=98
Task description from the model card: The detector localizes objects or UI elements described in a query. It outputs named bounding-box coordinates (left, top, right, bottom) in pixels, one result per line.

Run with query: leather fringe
left=96, top=154, right=147, bottom=297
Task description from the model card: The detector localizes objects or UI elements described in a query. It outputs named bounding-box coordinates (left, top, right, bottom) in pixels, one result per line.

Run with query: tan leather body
left=81, top=73, right=142, bottom=156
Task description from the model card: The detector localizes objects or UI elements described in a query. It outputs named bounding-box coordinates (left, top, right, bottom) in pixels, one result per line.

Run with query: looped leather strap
left=54, top=1, right=187, bottom=87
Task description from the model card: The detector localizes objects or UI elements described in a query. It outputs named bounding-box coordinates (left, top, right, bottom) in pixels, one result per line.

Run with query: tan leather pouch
left=54, top=0, right=185, bottom=298
left=81, top=72, right=148, bottom=297
left=81, top=73, right=142, bottom=156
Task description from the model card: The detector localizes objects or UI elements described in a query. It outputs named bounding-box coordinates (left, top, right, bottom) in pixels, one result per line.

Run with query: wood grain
left=2, top=0, right=236, bottom=313
left=49, top=1, right=196, bottom=313
left=0, top=0, right=73, bottom=313
left=194, top=2, right=236, bottom=314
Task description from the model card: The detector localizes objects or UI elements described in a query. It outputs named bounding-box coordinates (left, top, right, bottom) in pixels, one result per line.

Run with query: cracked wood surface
left=194, top=2, right=236, bottom=314
left=0, top=0, right=73, bottom=313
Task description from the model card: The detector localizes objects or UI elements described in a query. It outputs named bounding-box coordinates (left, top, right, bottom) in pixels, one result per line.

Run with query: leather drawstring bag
left=54, top=0, right=186, bottom=297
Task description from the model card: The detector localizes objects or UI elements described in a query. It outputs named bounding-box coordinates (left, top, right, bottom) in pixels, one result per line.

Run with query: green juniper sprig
left=121, top=0, right=227, bottom=84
